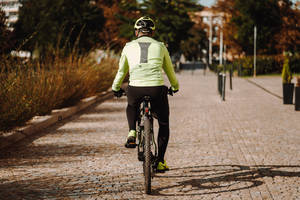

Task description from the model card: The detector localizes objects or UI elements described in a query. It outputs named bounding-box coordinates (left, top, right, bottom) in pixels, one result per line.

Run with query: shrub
left=232, top=54, right=300, bottom=77
left=296, top=76, right=300, bottom=87
left=282, top=56, right=292, bottom=84
left=289, top=55, right=300, bottom=73
left=231, top=57, right=253, bottom=76
left=209, top=53, right=299, bottom=76
left=0, top=53, right=118, bottom=132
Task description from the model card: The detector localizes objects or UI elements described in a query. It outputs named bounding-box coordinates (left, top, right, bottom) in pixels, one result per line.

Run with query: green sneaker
left=156, top=160, right=169, bottom=172
left=125, top=130, right=136, bottom=148
left=128, top=130, right=136, bottom=138
left=162, top=160, right=169, bottom=170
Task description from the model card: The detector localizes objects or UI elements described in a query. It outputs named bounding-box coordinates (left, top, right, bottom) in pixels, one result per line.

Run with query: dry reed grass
left=0, top=53, right=118, bottom=132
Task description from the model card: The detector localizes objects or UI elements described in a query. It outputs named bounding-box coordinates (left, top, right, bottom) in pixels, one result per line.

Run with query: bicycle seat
left=143, top=96, right=151, bottom=101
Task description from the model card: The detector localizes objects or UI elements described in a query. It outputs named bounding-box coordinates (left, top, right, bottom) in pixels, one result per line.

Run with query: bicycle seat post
left=144, top=96, right=151, bottom=102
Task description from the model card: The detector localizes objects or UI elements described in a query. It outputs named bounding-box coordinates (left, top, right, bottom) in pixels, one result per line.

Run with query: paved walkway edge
left=0, top=90, right=113, bottom=150
left=245, top=78, right=283, bottom=99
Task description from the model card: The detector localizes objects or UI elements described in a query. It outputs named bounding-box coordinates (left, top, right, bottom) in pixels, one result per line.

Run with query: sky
left=198, top=0, right=216, bottom=7
left=198, top=0, right=299, bottom=7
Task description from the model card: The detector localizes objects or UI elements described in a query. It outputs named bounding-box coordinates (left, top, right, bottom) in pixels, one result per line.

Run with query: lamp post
left=209, top=16, right=213, bottom=65
left=219, top=23, right=223, bottom=66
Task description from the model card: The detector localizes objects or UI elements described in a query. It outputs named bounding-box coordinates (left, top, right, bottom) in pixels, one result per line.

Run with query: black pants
left=127, top=85, right=169, bottom=162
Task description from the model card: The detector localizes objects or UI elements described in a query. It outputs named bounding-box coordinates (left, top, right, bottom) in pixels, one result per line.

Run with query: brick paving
left=247, top=76, right=298, bottom=99
left=0, top=70, right=299, bottom=199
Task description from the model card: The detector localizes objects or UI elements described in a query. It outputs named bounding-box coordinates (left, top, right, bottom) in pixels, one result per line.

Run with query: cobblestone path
left=0, top=71, right=299, bottom=199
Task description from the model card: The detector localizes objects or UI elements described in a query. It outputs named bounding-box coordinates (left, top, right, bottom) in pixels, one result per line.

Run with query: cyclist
left=112, top=16, right=179, bottom=172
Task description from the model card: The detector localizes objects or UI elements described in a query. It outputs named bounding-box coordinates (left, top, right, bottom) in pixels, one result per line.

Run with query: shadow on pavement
left=0, top=164, right=299, bottom=198
left=0, top=143, right=121, bottom=168
left=151, top=164, right=300, bottom=197
left=0, top=172, right=143, bottom=200
left=0, top=99, right=124, bottom=160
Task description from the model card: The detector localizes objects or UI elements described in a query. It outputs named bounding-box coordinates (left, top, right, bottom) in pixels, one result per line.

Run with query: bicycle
left=119, top=87, right=174, bottom=194
left=137, top=95, right=157, bottom=194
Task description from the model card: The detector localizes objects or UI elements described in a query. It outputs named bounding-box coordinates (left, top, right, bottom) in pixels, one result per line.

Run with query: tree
left=138, top=0, right=202, bottom=55
left=215, top=0, right=282, bottom=56
left=214, top=0, right=242, bottom=57
left=117, top=0, right=141, bottom=42
left=97, top=0, right=203, bottom=56
left=180, top=14, right=208, bottom=61
left=97, top=0, right=139, bottom=52
left=14, top=0, right=106, bottom=58
left=274, top=0, right=300, bottom=53
left=233, top=0, right=281, bottom=55
left=0, top=9, right=14, bottom=55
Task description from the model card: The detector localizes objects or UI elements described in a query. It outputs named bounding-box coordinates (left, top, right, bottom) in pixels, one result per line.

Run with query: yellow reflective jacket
left=112, top=36, right=179, bottom=91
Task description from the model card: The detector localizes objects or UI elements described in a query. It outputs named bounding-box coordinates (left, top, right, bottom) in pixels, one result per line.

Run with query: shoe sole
left=156, top=169, right=169, bottom=173
left=125, top=143, right=137, bottom=148
left=156, top=167, right=169, bottom=173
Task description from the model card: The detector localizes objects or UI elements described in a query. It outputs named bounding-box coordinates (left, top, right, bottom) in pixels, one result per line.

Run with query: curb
left=0, top=90, right=113, bottom=150
left=245, top=78, right=283, bottom=100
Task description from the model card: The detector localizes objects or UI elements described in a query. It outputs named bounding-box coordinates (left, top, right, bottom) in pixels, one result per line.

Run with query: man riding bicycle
left=112, top=16, right=179, bottom=172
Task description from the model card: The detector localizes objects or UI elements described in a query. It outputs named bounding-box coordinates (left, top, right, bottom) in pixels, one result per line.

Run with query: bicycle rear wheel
left=143, top=116, right=152, bottom=194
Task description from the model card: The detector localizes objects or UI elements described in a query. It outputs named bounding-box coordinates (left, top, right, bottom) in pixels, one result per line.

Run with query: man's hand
left=113, top=88, right=125, bottom=98
left=168, top=87, right=178, bottom=96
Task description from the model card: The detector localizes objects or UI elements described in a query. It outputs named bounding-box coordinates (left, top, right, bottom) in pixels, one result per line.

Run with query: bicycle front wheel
left=143, top=116, right=152, bottom=194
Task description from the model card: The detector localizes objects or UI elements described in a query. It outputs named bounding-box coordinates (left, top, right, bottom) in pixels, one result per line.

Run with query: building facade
left=0, top=0, right=21, bottom=28
left=192, top=7, right=225, bottom=64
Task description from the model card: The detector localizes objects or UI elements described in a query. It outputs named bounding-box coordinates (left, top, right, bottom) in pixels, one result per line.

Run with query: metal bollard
left=295, top=87, right=300, bottom=111
left=222, top=73, right=226, bottom=101
left=230, top=67, right=233, bottom=90
left=218, top=72, right=222, bottom=95
left=217, top=72, right=226, bottom=101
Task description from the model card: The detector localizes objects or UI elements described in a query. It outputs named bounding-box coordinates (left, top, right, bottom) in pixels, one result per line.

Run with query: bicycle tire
left=144, top=116, right=152, bottom=194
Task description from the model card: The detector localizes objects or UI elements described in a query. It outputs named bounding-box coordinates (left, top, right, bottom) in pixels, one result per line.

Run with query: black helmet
left=134, top=16, right=155, bottom=33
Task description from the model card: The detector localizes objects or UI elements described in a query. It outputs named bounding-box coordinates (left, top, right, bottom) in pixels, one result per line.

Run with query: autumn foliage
left=214, top=0, right=300, bottom=57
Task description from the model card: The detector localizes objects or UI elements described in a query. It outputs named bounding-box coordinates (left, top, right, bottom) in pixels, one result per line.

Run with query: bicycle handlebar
left=115, top=86, right=177, bottom=98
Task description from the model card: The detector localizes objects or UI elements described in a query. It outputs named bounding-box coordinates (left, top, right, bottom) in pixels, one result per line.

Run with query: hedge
left=209, top=55, right=300, bottom=76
